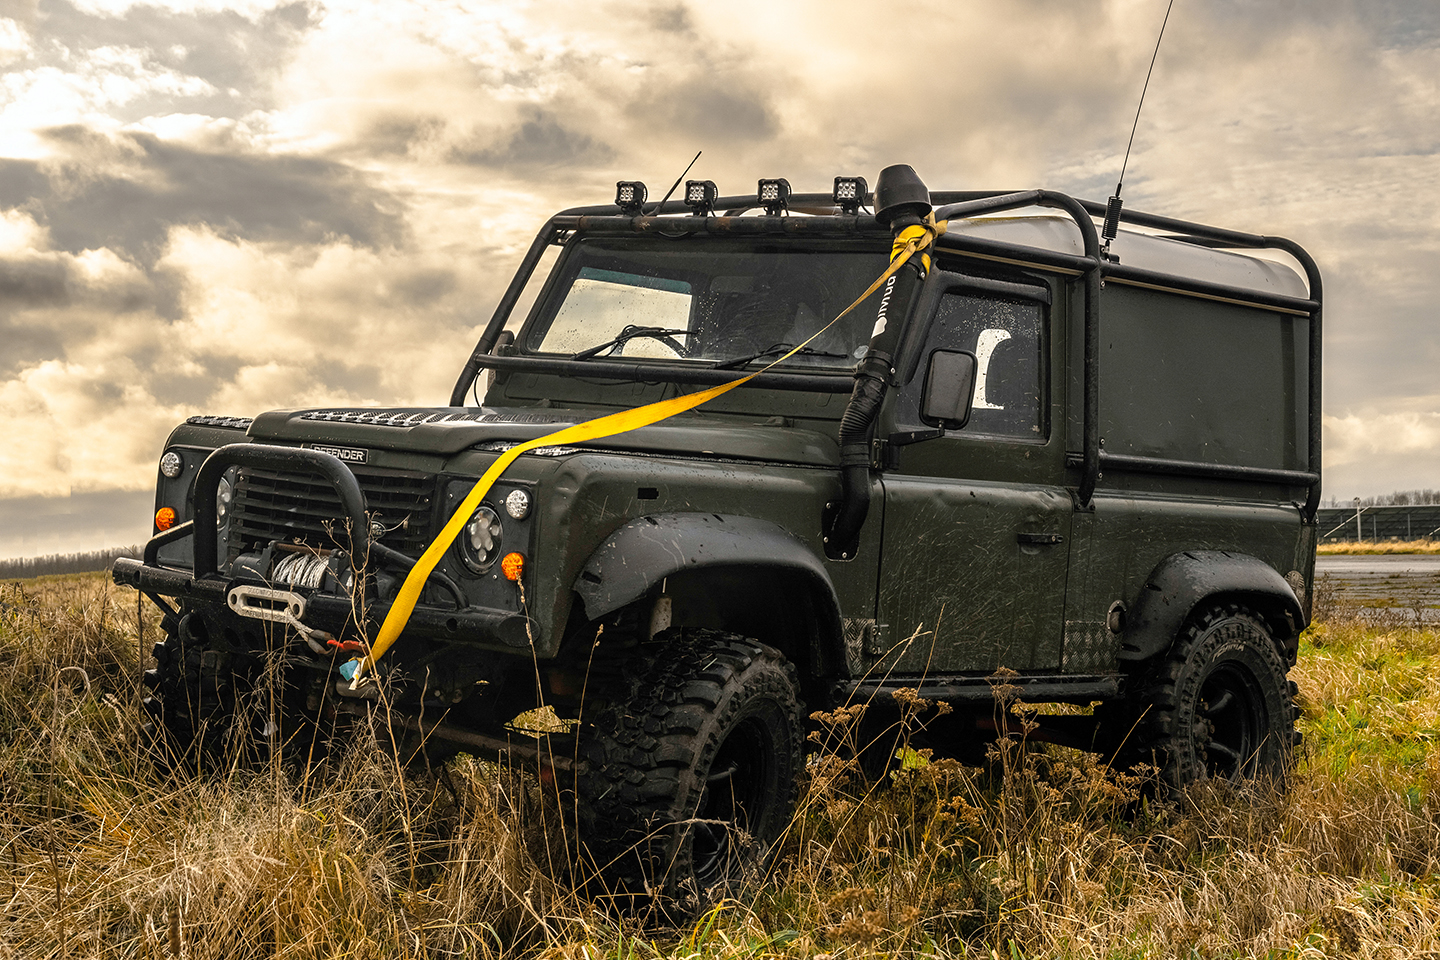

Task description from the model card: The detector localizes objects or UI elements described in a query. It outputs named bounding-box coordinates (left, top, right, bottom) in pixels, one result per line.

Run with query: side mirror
left=920, top=349, right=977, bottom=430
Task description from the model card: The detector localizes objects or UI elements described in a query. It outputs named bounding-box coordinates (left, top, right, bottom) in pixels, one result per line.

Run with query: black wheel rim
left=692, top=715, right=774, bottom=887
left=1197, top=662, right=1266, bottom=780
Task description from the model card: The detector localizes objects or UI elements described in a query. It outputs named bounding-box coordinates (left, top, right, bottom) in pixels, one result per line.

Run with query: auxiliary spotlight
left=757, top=177, right=791, bottom=215
left=684, top=179, right=718, bottom=216
left=833, top=176, right=869, bottom=214
left=615, top=180, right=647, bottom=214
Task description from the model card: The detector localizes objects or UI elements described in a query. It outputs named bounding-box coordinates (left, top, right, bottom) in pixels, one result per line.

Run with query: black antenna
left=649, top=150, right=702, bottom=215
left=1104, top=0, right=1176, bottom=254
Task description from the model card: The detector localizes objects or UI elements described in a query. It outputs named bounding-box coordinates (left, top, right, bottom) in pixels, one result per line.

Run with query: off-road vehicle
left=115, top=165, right=1322, bottom=901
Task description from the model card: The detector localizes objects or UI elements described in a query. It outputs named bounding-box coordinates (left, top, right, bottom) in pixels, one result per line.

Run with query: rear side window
left=1095, top=286, right=1309, bottom=471
left=896, top=292, right=1047, bottom=441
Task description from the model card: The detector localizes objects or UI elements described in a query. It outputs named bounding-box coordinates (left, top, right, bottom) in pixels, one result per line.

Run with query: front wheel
left=1112, top=603, right=1298, bottom=790
left=141, top=609, right=328, bottom=770
left=574, top=628, right=805, bottom=911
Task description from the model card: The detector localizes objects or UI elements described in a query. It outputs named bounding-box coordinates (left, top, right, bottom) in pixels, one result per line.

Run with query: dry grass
left=3, top=572, right=1440, bottom=957
left=1318, top=540, right=1440, bottom=555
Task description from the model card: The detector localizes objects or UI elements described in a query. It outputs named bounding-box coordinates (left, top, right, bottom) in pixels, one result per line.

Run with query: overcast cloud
left=1, top=0, right=1438, bottom=557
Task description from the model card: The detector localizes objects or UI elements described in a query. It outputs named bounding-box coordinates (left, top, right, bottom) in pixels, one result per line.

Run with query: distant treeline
left=0, top=545, right=141, bottom=580
left=1322, top=489, right=1440, bottom=508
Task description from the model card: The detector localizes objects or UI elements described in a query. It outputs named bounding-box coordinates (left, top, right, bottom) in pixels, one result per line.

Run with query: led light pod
left=757, top=177, right=791, bottom=215
left=501, top=552, right=525, bottom=581
left=833, top=175, right=869, bottom=214
left=159, top=450, right=183, bottom=479
left=684, top=179, right=718, bottom=215
left=615, top=180, right=647, bottom=213
left=155, top=507, right=177, bottom=531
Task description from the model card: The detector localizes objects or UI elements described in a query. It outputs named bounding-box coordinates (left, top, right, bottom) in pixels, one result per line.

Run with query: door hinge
left=870, top=438, right=890, bottom=471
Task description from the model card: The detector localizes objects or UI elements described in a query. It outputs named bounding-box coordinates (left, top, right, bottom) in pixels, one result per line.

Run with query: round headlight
left=160, top=450, right=183, bottom=479
left=461, top=505, right=503, bottom=572
left=216, top=466, right=239, bottom=530
left=504, top=488, right=531, bottom=520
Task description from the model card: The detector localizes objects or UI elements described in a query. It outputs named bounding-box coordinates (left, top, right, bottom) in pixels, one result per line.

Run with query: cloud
left=0, top=487, right=153, bottom=560
left=65, top=0, right=290, bottom=21
left=1324, top=405, right=1440, bottom=499
left=0, top=217, right=503, bottom=498
left=448, top=107, right=615, bottom=170
left=0, top=127, right=404, bottom=259
left=5, top=0, right=1440, bottom=549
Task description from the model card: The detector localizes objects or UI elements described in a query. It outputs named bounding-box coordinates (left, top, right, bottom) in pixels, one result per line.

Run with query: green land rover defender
left=115, top=165, right=1322, bottom=901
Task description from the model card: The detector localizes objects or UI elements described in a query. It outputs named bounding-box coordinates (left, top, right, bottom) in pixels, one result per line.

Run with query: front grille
left=230, top=466, right=436, bottom=558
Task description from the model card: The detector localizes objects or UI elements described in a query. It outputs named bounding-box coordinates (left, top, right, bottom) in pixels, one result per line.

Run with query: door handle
left=1017, top=532, right=1064, bottom=546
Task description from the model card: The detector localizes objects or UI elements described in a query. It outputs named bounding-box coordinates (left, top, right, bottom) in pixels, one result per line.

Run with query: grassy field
left=2, top=573, right=1439, bottom=958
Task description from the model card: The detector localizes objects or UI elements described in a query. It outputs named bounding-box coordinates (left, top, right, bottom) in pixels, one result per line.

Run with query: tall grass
left=2, top=572, right=1439, bottom=957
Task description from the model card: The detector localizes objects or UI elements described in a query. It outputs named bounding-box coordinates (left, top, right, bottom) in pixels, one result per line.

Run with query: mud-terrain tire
left=574, top=628, right=805, bottom=912
left=141, top=610, right=318, bottom=769
left=142, top=610, right=246, bottom=766
left=1114, top=602, right=1298, bottom=790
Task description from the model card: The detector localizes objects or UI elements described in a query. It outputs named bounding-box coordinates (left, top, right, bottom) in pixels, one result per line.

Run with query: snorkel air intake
left=825, top=165, right=933, bottom=559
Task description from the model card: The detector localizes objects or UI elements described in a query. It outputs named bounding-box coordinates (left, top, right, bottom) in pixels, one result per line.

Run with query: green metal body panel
left=1063, top=495, right=1309, bottom=671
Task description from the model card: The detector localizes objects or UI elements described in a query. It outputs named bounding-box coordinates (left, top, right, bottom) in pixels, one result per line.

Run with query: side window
left=897, top=292, right=1046, bottom=440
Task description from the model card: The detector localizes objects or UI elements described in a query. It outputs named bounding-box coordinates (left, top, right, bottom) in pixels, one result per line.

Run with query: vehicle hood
left=246, top=405, right=839, bottom=467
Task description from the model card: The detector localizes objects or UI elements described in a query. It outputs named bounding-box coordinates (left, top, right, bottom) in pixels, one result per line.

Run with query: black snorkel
left=825, top=164, right=934, bottom=559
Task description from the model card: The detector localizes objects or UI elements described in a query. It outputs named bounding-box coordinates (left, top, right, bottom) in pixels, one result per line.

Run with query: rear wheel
left=574, top=628, right=805, bottom=912
left=1113, top=602, right=1298, bottom=789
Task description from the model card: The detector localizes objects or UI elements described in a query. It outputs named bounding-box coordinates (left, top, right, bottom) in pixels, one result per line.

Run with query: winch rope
left=350, top=216, right=945, bottom=685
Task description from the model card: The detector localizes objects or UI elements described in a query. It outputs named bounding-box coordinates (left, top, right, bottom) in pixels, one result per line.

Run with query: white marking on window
left=972, top=328, right=1012, bottom=409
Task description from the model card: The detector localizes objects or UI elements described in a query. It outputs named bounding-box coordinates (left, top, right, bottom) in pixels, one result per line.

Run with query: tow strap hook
left=227, top=584, right=338, bottom=654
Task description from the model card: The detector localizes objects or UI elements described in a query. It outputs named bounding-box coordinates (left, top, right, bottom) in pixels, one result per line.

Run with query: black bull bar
left=112, top=443, right=368, bottom=615
left=112, top=443, right=534, bottom=646
left=124, top=443, right=369, bottom=577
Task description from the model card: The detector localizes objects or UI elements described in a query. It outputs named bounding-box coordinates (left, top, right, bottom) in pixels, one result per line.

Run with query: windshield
left=523, top=238, right=890, bottom=368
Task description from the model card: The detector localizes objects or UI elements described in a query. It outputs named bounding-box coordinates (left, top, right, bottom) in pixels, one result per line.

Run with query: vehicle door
left=873, top=270, right=1070, bottom=675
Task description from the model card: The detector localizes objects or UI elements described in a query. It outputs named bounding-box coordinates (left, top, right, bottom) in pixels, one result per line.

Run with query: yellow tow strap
left=350, top=215, right=945, bottom=684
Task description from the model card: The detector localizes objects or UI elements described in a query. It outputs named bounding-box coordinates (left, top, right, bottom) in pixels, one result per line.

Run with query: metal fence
left=1314, top=505, right=1440, bottom=543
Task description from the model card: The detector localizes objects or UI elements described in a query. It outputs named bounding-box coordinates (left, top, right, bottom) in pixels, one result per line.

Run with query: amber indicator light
left=154, top=507, right=177, bottom=531
left=501, top=552, right=524, bottom=581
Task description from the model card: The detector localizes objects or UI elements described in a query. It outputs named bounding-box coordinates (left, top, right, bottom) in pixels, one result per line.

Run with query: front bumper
left=117, top=442, right=535, bottom=649
left=112, top=556, right=534, bottom=646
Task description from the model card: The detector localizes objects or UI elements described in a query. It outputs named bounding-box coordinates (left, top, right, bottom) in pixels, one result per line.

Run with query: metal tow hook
left=226, top=584, right=336, bottom=653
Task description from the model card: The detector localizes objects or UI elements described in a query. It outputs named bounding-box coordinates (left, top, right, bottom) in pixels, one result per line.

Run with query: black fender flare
left=573, top=511, right=843, bottom=645
left=1120, top=550, right=1304, bottom=665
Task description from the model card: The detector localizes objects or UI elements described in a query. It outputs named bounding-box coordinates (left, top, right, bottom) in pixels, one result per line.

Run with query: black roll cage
left=449, top=190, right=1322, bottom=518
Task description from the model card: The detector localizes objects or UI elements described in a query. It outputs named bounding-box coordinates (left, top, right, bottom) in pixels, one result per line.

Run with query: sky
left=1, top=0, right=1438, bottom=558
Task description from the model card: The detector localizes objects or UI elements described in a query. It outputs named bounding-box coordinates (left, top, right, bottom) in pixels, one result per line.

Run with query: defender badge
left=306, top=443, right=368, bottom=464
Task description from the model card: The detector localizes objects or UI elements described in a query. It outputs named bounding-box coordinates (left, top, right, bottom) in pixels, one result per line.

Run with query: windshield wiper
left=570, top=325, right=690, bottom=361
left=711, top=343, right=852, bottom=370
